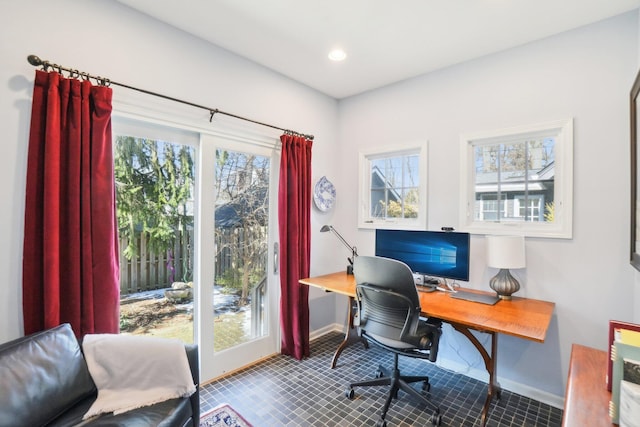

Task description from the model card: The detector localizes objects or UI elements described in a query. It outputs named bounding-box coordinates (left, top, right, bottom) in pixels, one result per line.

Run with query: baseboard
left=310, top=326, right=565, bottom=410
left=435, top=358, right=565, bottom=409
left=309, top=323, right=344, bottom=342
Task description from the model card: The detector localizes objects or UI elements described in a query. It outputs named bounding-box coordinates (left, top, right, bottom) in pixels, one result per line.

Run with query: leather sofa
left=0, top=323, right=199, bottom=427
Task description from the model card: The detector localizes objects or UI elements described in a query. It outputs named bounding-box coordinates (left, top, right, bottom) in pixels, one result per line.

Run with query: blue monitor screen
left=375, top=229, right=470, bottom=282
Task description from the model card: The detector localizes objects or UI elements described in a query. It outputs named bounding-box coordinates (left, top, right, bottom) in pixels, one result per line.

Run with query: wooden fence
left=214, top=227, right=268, bottom=279
left=119, top=230, right=193, bottom=295
left=119, top=227, right=267, bottom=295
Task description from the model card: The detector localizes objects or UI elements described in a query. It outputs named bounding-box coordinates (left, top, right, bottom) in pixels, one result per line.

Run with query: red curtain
left=22, top=70, right=120, bottom=337
left=278, top=134, right=313, bottom=360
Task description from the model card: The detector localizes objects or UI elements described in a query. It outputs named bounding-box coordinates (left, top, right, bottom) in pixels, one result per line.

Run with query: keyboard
left=450, top=290, right=500, bottom=305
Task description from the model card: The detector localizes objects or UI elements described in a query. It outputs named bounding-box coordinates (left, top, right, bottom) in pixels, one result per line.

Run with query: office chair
left=345, top=256, right=443, bottom=427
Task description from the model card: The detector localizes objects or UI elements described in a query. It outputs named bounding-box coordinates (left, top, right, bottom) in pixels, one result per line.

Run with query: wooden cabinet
left=562, top=344, right=613, bottom=427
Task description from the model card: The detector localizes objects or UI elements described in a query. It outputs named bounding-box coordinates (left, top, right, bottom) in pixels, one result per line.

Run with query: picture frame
left=608, top=320, right=640, bottom=391
left=630, top=67, right=640, bottom=271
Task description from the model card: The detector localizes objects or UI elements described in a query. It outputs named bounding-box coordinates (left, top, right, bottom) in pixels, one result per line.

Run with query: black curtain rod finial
left=27, top=55, right=43, bottom=67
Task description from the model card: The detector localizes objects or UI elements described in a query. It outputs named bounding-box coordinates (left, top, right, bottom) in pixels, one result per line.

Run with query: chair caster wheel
left=375, top=370, right=384, bottom=378
left=345, top=387, right=355, bottom=399
left=376, top=419, right=387, bottom=427
left=431, top=412, right=442, bottom=425
left=422, top=380, right=431, bottom=392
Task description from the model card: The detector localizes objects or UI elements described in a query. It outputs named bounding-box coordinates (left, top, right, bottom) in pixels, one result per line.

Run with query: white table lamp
left=486, top=235, right=526, bottom=300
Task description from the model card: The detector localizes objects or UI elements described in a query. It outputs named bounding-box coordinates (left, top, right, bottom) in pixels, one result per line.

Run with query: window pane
left=370, top=189, right=386, bottom=218
left=115, top=135, right=195, bottom=344
left=368, top=153, right=420, bottom=221
left=473, top=137, right=555, bottom=224
left=214, top=149, right=270, bottom=352
left=401, top=188, right=419, bottom=218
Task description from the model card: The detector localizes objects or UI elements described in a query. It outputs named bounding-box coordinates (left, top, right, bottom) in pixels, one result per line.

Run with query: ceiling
left=116, top=0, right=640, bottom=99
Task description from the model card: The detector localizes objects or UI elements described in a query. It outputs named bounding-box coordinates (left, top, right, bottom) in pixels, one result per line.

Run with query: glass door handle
left=273, top=242, right=279, bottom=274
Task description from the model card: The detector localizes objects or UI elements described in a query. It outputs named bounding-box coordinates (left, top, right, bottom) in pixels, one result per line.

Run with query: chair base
left=346, top=354, right=442, bottom=426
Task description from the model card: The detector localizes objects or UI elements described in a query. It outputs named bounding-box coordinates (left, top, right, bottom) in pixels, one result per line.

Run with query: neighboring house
left=370, top=165, right=402, bottom=217
left=214, top=186, right=268, bottom=279
left=214, top=187, right=268, bottom=229
left=474, top=161, right=555, bottom=222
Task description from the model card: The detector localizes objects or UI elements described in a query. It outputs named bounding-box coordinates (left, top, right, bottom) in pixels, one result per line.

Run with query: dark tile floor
left=200, top=332, right=563, bottom=426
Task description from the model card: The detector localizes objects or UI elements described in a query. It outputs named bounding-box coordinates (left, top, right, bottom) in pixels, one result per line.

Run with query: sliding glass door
left=197, top=134, right=279, bottom=380
left=113, top=117, right=280, bottom=382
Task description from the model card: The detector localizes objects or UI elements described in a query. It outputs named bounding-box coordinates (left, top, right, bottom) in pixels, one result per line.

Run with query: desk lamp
left=486, top=235, right=525, bottom=300
left=320, top=225, right=358, bottom=274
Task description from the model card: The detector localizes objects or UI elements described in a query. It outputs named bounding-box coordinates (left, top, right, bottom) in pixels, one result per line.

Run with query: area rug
left=200, top=403, right=253, bottom=427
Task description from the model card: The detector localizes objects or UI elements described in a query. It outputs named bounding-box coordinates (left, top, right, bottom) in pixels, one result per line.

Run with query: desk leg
left=331, top=296, right=368, bottom=369
left=451, top=324, right=501, bottom=427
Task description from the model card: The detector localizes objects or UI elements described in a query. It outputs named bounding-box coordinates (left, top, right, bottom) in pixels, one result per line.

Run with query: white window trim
left=459, top=119, right=573, bottom=238
left=358, top=142, right=428, bottom=230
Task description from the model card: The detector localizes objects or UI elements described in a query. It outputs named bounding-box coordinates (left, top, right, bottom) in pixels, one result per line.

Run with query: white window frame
left=459, top=119, right=573, bottom=238
left=358, top=142, right=428, bottom=230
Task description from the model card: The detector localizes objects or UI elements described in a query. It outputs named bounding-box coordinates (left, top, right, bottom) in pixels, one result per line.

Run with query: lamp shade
left=486, top=235, right=525, bottom=269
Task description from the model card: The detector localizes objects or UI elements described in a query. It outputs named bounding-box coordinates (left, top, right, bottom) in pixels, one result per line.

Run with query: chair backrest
left=352, top=256, right=422, bottom=345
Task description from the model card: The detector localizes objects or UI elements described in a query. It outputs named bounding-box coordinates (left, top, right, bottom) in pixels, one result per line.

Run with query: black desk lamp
left=320, top=225, right=358, bottom=274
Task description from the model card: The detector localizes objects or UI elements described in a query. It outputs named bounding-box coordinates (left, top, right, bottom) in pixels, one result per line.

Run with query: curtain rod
left=26, top=55, right=314, bottom=141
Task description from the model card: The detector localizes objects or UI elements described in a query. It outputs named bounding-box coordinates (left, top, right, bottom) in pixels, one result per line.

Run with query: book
left=619, top=357, right=640, bottom=427
left=621, top=330, right=640, bottom=346
left=607, top=320, right=640, bottom=391
left=610, top=342, right=640, bottom=423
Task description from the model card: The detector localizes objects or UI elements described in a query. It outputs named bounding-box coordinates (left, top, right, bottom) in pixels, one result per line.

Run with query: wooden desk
left=562, top=344, right=613, bottom=427
left=300, top=271, right=555, bottom=427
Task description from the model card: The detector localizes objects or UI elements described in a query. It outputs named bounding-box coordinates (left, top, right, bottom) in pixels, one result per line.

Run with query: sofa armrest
left=0, top=324, right=96, bottom=427
left=185, top=344, right=199, bottom=421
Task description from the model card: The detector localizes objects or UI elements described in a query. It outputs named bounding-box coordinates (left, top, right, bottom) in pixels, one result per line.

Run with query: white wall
left=333, top=12, right=638, bottom=402
left=0, top=0, right=339, bottom=342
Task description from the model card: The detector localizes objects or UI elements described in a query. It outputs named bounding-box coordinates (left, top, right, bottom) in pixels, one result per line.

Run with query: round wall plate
left=313, top=176, right=336, bottom=212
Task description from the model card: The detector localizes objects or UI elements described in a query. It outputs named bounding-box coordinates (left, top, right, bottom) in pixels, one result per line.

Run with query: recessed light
left=328, top=49, right=347, bottom=61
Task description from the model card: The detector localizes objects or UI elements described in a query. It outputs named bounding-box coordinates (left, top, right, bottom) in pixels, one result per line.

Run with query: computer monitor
left=375, top=229, right=470, bottom=282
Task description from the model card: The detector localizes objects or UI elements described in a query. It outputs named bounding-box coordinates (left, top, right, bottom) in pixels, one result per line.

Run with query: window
left=358, top=142, right=427, bottom=229
left=459, top=119, right=573, bottom=238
